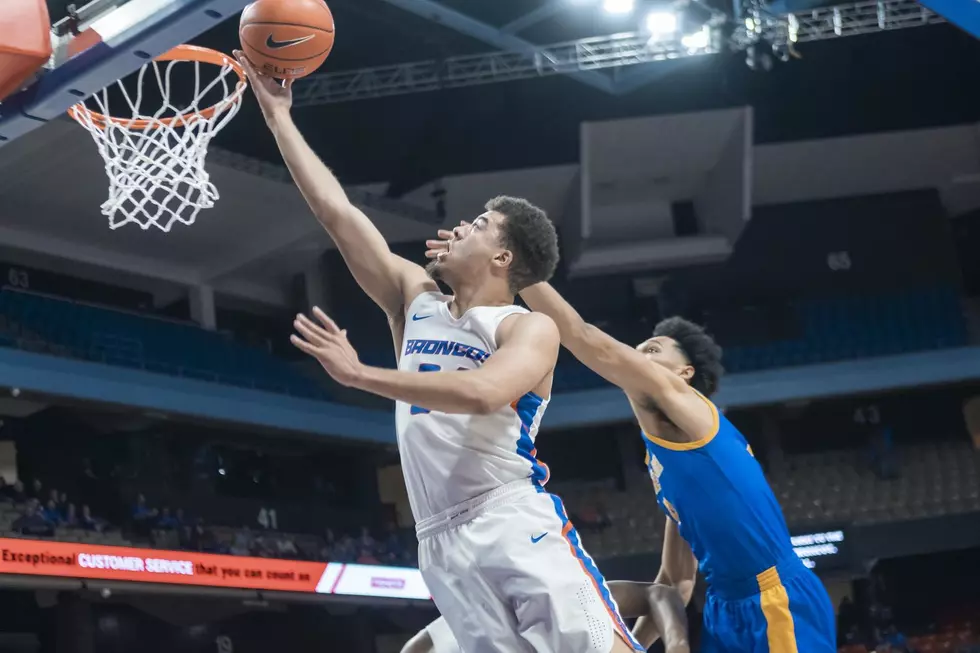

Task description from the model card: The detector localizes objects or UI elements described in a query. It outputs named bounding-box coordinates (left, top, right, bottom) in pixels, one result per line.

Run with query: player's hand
left=233, top=49, right=293, bottom=120
left=291, top=307, right=362, bottom=387
left=647, top=584, right=690, bottom=653
left=425, top=221, right=470, bottom=262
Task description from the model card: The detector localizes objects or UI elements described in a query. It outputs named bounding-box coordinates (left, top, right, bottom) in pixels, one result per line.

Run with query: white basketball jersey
left=396, top=292, right=551, bottom=522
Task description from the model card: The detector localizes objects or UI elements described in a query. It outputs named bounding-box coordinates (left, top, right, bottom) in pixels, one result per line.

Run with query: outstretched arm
left=518, top=282, right=714, bottom=439
left=630, top=520, right=697, bottom=650
left=655, top=519, right=698, bottom=603
left=237, top=52, right=435, bottom=317
left=292, top=308, right=558, bottom=414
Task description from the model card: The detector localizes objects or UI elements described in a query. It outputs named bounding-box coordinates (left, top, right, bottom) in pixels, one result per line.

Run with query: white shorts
left=416, top=480, right=642, bottom=653
left=426, top=617, right=460, bottom=653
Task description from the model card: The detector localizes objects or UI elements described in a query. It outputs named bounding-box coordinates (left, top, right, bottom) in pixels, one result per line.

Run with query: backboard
left=0, top=0, right=252, bottom=146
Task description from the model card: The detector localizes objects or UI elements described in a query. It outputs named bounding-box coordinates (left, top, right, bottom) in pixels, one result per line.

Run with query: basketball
left=239, top=0, right=335, bottom=80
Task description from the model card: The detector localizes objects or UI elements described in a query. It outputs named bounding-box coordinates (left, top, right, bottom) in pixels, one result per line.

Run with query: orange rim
left=67, top=44, right=246, bottom=131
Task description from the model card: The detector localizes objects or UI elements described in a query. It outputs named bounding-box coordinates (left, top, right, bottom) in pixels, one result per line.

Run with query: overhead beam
left=378, top=0, right=616, bottom=95
left=501, top=0, right=567, bottom=34
left=0, top=223, right=200, bottom=286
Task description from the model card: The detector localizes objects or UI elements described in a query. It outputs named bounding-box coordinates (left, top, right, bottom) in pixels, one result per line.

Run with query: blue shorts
left=702, top=558, right=836, bottom=653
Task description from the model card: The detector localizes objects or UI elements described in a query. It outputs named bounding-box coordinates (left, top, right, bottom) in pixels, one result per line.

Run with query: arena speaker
left=567, top=107, right=753, bottom=277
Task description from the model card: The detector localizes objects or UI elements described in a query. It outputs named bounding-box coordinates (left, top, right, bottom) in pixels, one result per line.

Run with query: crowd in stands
left=0, top=472, right=418, bottom=568
left=833, top=574, right=980, bottom=653
left=0, top=477, right=107, bottom=537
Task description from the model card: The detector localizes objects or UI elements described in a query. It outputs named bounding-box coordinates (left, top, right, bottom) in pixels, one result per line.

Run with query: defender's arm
left=519, top=282, right=714, bottom=439
left=351, top=313, right=558, bottom=414
left=655, top=519, right=698, bottom=604
left=631, top=520, right=697, bottom=649
left=240, top=53, right=434, bottom=317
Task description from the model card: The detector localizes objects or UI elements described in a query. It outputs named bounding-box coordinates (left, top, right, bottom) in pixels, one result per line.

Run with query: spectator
left=157, top=507, right=179, bottom=530
left=178, top=523, right=193, bottom=550
left=14, top=499, right=54, bottom=537
left=356, top=547, right=379, bottom=565
left=230, top=528, right=252, bottom=556
left=188, top=518, right=215, bottom=552
left=334, top=534, right=356, bottom=562
left=63, top=503, right=79, bottom=528
left=30, top=478, right=42, bottom=500
left=251, top=534, right=275, bottom=557
left=884, top=626, right=913, bottom=653
left=10, top=480, right=27, bottom=504
left=0, top=476, right=9, bottom=499
left=276, top=536, right=298, bottom=558
left=380, top=522, right=404, bottom=564
left=358, top=526, right=376, bottom=554
left=80, top=504, right=103, bottom=532
left=132, top=493, right=158, bottom=536
left=43, top=499, right=62, bottom=524
left=132, top=493, right=157, bottom=520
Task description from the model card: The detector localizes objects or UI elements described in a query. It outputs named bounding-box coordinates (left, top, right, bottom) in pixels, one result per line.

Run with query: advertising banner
left=0, top=537, right=430, bottom=600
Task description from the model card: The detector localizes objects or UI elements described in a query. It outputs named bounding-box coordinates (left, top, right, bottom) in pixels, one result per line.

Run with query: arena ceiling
left=8, top=0, right=980, bottom=309
left=185, top=0, right=979, bottom=186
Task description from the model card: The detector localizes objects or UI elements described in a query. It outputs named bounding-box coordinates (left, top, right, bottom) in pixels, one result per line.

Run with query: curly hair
left=485, top=196, right=559, bottom=294
left=653, top=316, right=724, bottom=397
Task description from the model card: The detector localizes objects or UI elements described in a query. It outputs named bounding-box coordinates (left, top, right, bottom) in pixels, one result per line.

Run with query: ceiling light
left=603, top=0, right=635, bottom=14
left=646, top=11, right=678, bottom=34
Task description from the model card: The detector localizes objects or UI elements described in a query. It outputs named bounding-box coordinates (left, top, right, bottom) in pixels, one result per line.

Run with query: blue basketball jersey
left=642, top=394, right=796, bottom=591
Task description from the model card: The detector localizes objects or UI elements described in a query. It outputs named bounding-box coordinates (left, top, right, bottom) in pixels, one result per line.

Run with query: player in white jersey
left=403, top=581, right=694, bottom=653
left=239, top=52, right=642, bottom=653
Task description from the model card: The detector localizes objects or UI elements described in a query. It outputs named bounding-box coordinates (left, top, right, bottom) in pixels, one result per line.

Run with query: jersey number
left=410, top=363, right=468, bottom=415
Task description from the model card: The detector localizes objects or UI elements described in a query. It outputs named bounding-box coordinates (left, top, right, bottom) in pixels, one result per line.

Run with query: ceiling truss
left=292, top=0, right=943, bottom=107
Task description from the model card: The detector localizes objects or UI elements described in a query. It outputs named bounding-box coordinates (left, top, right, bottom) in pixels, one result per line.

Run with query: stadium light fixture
left=603, top=0, right=636, bottom=14
left=680, top=25, right=710, bottom=49
left=646, top=10, right=679, bottom=34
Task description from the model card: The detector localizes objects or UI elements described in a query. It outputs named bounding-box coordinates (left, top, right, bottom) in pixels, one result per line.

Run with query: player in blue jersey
left=425, top=229, right=837, bottom=653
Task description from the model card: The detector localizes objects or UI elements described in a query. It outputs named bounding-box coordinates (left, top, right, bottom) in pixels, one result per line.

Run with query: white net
left=70, top=51, right=247, bottom=232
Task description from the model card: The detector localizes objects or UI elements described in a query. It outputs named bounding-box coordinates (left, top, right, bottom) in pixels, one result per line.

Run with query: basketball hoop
left=68, top=45, right=247, bottom=232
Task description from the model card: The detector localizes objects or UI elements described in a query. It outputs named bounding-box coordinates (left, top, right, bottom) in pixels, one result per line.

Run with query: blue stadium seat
left=0, top=290, right=328, bottom=400
left=723, top=286, right=967, bottom=373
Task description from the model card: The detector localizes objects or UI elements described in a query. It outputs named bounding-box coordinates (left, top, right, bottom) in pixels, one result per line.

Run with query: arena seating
left=552, top=286, right=968, bottom=392
left=723, top=287, right=968, bottom=373
left=0, top=502, right=134, bottom=547
left=0, top=285, right=968, bottom=399
left=0, top=288, right=327, bottom=399
left=839, top=625, right=980, bottom=653
left=556, top=438, right=980, bottom=560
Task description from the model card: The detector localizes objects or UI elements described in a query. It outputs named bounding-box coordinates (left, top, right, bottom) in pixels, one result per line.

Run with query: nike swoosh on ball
left=265, top=34, right=315, bottom=49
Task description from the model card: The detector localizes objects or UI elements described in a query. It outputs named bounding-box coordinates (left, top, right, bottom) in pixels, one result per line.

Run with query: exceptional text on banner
left=0, top=537, right=432, bottom=600
left=0, top=538, right=325, bottom=592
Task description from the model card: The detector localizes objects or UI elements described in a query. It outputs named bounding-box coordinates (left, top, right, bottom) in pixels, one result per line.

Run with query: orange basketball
left=239, top=0, right=335, bottom=80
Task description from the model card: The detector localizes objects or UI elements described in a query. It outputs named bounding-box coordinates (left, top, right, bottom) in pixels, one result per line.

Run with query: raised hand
left=233, top=49, right=293, bottom=121
left=424, top=228, right=453, bottom=262
left=424, top=221, right=470, bottom=262
left=291, top=307, right=362, bottom=387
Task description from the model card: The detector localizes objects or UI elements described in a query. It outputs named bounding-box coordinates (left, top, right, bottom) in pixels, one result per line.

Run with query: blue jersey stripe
left=514, top=392, right=550, bottom=486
